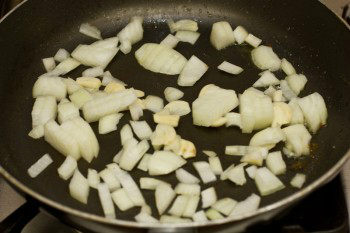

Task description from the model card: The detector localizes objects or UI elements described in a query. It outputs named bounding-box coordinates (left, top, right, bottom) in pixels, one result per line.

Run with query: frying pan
left=0, top=0, right=350, bottom=232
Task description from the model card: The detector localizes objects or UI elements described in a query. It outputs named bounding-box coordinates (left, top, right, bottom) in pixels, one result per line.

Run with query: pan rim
left=0, top=0, right=350, bottom=229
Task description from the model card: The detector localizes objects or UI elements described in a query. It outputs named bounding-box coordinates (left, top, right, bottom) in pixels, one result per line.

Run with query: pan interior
left=0, top=0, right=349, bottom=224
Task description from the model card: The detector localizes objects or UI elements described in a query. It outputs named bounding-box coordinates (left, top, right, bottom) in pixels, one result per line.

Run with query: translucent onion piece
left=225, top=145, right=268, bottom=158
left=71, top=44, right=118, bottom=68
left=137, top=153, right=151, bottom=172
left=206, top=208, right=224, bottom=220
left=155, top=184, right=176, bottom=215
left=164, top=87, right=184, bottom=102
left=251, top=45, right=281, bottom=71
left=245, top=33, right=262, bottom=47
left=69, top=169, right=89, bottom=204
left=286, top=74, right=307, bottom=95
left=281, top=58, right=296, bottom=75
left=144, top=95, right=164, bottom=113
left=288, top=98, right=304, bottom=125
left=102, top=71, right=126, bottom=86
left=99, top=168, right=121, bottom=191
left=280, top=80, right=297, bottom=101
left=57, top=100, right=79, bottom=124
left=212, top=198, right=237, bottom=216
left=209, top=156, right=223, bottom=175
left=183, top=195, right=200, bottom=218
left=140, top=177, right=168, bottom=190
left=97, top=183, right=115, bottom=218
left=201, top=187, right=217, bottom=208
left=42, top=57, right=56, bottom=72
left=82, top=66, right=104, bottom=78
left=91, top=37, right=119, bottom=49
left=230, top=193, right=261, bottom=217
left=27, top=153, right=53, bottom=178
left=160, top=34, right=179, bottom=48
left=233, top=26, right=249, bottom=44
left=150, top=123, right=177, bottom=149
left=164, top=100, right=191, bottom=116
left=175, top=168, right=200, bottom=184
left=120, top=124, right=134, bottom=146
left=119, top=139, right=150, bottom=171
left=168, top=195, right=190, bottom=216
left=193, top=211, right=208, bottom=222
left=282, top=124, right=311, bottom=156
left=153, top=113, right=180, bottom=127
left=130, top=121, right=153, bottom=140
left=249, top=127, right=286, bottom=148
left=175, top=31, right=200, bottom=45
left=69, top=89, right=93, bottom=109
left=129, top=101, right=143, bottom=121
left=117, top=16, right=143, bottom=45
left=57, top=156, right=77, bottom=180
left=79, top=23, right=102, bottom=40
left=210, top=21, right=235, bottom=50
left=52, top=58, right=80, bottom=75
left=98, top=113, right=123, bottom=134
left=266, top=151, right=286, bottom=175
left=28, top=125, right=44, bottom=139
left=168, top=19, right=198, bottom=33
left=255, top=167, right=285, bottom=196
left=111, top=188, right=135, bottom=211
left=253, top=70, right=280, bottom=88
left=175, top=183, right=201, bottom=196
left=63, top=78, right=82, bottom=95
left=218, top=61, right=243, bottom=75
left=290, top=173, right=306, bottom=188
left=193, top=161, right=217, bottom=184
left=226, top=163, right=246, bottom=185
left=245, top=165, right=258, bottom=179
left=225, top=112, right=241, bottom=128
left=31, top=96, right=57, bottom=128
left=33, top=77, right=67, bottom=100
left=135, top=212, right=159, bottom=223
left=87, top=169, right=100, bottom=189
left=177, top=55, right=208, bottom=86
left=202, top=150, right=217, bottom=157
left=148, top=151, right=186, bottom=175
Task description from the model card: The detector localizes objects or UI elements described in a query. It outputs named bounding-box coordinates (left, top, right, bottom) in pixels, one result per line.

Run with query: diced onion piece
left=69, top=89, right=93, bottom=109
left=31, top=96, right=57, bottom=128
left=230, top=194, right=261, bottom=217
left=164, top=87, right=184, bottom=102
left=175, top=183, right=201, bottom=196
left=175, top=31, right=200, bottom=45
left=266, top=151, right=286, bottom=175
left=233, top=26, right=248, bottom=44
left=225, top=112, right=241, bottom=128
left=249, top=127, right=286, bottom=148
left=281, top=58, right=296, bottom=75
left=255, top=167, right=285, bottom=196
left=168, top=19, right=198, bottom=33
left=210, top=21, right=235, bottom=50
left=203, top=150, right=217, bottom=157
left=212, top=198, right=237, bottom=216
left=218, top=61, right=243, bottom=75
left=201, top=187, right=217, bottom=208
left=119, top=139, right=149, bottom=171
left=182, top=195, right=200, bottom=218
left=289, top=98, right=304, bottom=124
left=102, top=72, right=126, bottom=87
left=193, top=84, right=239, bottom=127
left=28, top=125, right=44, bottom=139
left=57, top=100, right=79, bottom=124
left=63, top=78, right=82, bottom=95
left=120, top=124, right=134, bottom=145
left=118, top=16, right=143, bottom=45
left=164, top=135, right=182, bottom=153
left=111, top=188, right=135, bottom=211
left=209, top=156, right=223, bottom=175
left=42, top=57, right=56, bottom=72
left=177, top=139, right=196, bottom=159
left=69, top=169, right=89, bottom=204
left=91, top=37, right=119, bottom=49
left=253, top=70, right=280, bottom=88
left=178, top=55, right=208, bottom=87
left=140, top=177, right=168, bottom=190
left=98, top=113, right=123, bottom=134
left=154, top=113, right=180, bottom=127
left=291, top=173, right=306, bottom=188
left=99, top=168, right=121, bottom=191
left=33, top=77, right=67, bottom=100
left=175, top=168, right=200, bottom=184
left=241, top=150, right=264, bottom=166
left=264, top=86, right=277, bottom=98
left=87, top=169, right=100, bottom=188
left=44, top=120, right=80, bottom=159
left=298, top=92, right=327, bottom=133
left=150, top=124, right=177, bottom=149
left=52, top=58, right=80, bottom=75
left=82, top=66, right=104, bottom=78
left=251, top=45, right=281, bottom=71
left=135, top=212, right=159, bottom=223
left=135, top=43, right=187, bottom=75
left=97, top=183, right=115, bottom=218
left=282, top=124, right=311, bottom=156
left=160, top=34, right=179, bottom=48
left=225, top=145, right=268, bottom=158
left=193, top=211, right=208, bottom=222
left=104, top=82, right=125, bottom=94
left=286, top=74, right=307, bottom=95
left=137, top=153, right=151, bottom=172
left=246, top=165, right=258, bottom=179
left=54, top=48, right=70, bottom=62
left=129, top=101, right=143, bottom=121
left=206, top=208, right=224, bottom=220
left=239, top=88, right=274, bottom=133
left=245, top=34, right=262, bottom=47
left=272, top=102, right=292, bottom=127
left=79, top=23, right=102, bottom=40
left=160, top=215, right=191, bottom=223
left=130, top=121, right=152, bottom=140
left=76, top=77, right=101, bottom=90
left=193, top=161, right=217, bottom=184
left=57, top=156, right=77, bottom=180
left=211, top=117, right=227, bottom=127
left=220, top=164, right=235, bottom=180
left=226, top=163, right=247, bottom=185
left=71, top=44, right=118, bottom=68
left=280, top=80, right=297, bottom=101
left=119, top=40, right=132, bottom=54
left=144, top=95, right=164, bottom=113
left=164, top=100, right=191, bottom=116
left=82, top=89, right=137, bottom=122
left=27, top=153, right=53, bottom=178
left=155, top=184, right=176, bottom=215
left=168, top=195, right=190, bottom=217
left=148, top=151, right=186, bottom=175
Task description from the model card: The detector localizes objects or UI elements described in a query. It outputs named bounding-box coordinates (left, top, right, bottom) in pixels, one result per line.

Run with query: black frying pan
left=0, top=0, right=350, bottom=232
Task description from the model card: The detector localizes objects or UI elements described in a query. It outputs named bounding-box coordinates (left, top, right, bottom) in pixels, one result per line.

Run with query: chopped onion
left=282, top=124, right=311, bottom=156
left=286, top=74, right=307, bottom=95
left=245, top=33, right=262, bottom=47
left=241, top=150, right=264, bottom=166
left=120, top=124, right=134, bottom=145
left=76, top=77, right=101, bottom=90
left=160, top=34, right=179, bottom=48
left=140, top=177, right=168, bottom=190
left=175, top=31, right=200, bottom=45
left=281, top=58, right=296, bottom=75
left=27, top=153, right=53, bottom=178
left=193, top=161, right=217, bottom=184
left=217, top=61, right=243, bottom=75
left=209, top=156, right=223, bottom=175
left=212, top=198, right=237, bottom=216
left=164, top=87, right=184, bottom=102
left=272, top=102, right=292, bottom=127
left=69, top=169, right=89, bottom=204
left=225, top=112, right=241, bottom=128
left=177, top=55, right=208, bottom=86
left=113, top=149, right=123, bottom=164
left=239, top=87, right=274, bottom=133
left=246, top=165, right=258, bottom=179
left=97, top=183, right=115, bottom=218
left=175, top=183, right=201, bottom=196
left=298, top=92, right=327, bottom=133
left=266, top=151, right=286, bottom=175
left=264, top=85, right=277, bottom=98
left=177, top=139, right=196, bottom=159
left=164, top=100, right=191, bottom=116
left=220, top=164, right=234, bottom=180
left=193, top=84, right=238, bottom=126
left=79, top=23, right=102, bottom=40
left=155, top=183, right=176, bottom=215
left=111, top=188, right=135, bottom=211
left=202, top=150, right=217, bottom=157
left=211, top=117, right=227, bottom=127
left=249, top=127, right=286, bottom=148
left=57, top=100, right=79, bottom=124
left=160, top=215, right=191, bottom=223
left=183, top=195, right=200, bottom=218
left=272, top=90, right=286, bottom=102
left=206, top=208, right=224, bottom=220
left=42, top=57, right=56, bottom=72
left=129, top=101, right=143, bottom=121
left=119, top=40, right=132, bottom=54
left=82, top=66, right=104, bottom=78
left=63, top=78, right=82, bottom=95
left=168, top=19, right=198, bottom=33
left=148, top=151, right=186, bottom=175
left=225, top=163, right=247, bottom=185
left=153, top=113, right=180, bottom=127
left=280, top=80, right=297, bottom=101
left=31, top=96, right=57, bottom=128
left=82, top=89, right=137, bottom=122
left=54, top=48, right=70, bottom=62
left=99, top=168, right=121, bottom=191
left=225, top=145, right=268, bottom=158
left=71, top=44, right=118, bottom=68
left=233, top=26, right=248, bottom=44
left=150, top=124, right=177, bottom=149
left=119, top=139, right=149, bottom=171
left=52, top=58, right=81, bottom=75
left=169, top=195, right=190, bottom=216
left=144, top=95, right=164, bottom=113
left=164, top=135, right=182, bottom=153
left=69, top=89, right=93, bottom=108
left=201, top=187, right=217, bottom=208
left=135, top=212, right=158, bottom=223
left=87, top=169, right=100, bottom=188
left=253, top=70, right=280, bottom=88
left=255, top=167, right=285, bottom=196
left=33, top=77, right=67, bottom=100
left=130, top=121, right=152, bottom=140
left=57, top=156, right=77, bottom=180
left=230, top=193, right=261, bottom=217
left=251, top=45, right=281, bottom=71
left=289, top=98, right=304, bottom=124
left=117, top=16, right=143, bottom=45
left=102, top=71, right=126, bottom=86
left=291, top=173, right=306, bottom=188
left=135, top=43, right=187, bottom=75
left=98, top=113, right=123, bottom=134
left=137, top=153, right=151, bottom=172
left=175, top=168, right=200, bottom=184
left=28, top=125, right=44, bottom=139
left=210, top=21, right=235, bottom=50
left=193, top=211, right=208, bottom=222
left=91, top=37, right=119, bottom=49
